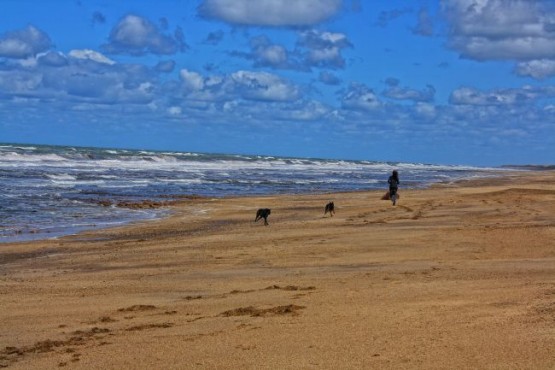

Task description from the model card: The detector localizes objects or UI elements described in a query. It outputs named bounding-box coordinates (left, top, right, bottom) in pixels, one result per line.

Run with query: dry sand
left=1, top=171, right=554, bottom=369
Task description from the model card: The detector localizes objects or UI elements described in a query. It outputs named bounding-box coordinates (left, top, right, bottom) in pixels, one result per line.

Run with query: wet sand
left=1, top=171, right=554, bottom=369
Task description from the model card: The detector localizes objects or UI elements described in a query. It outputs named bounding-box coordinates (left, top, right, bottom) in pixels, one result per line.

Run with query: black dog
left=324, top=201, right=335, bottom=217
left=255, top=208, right=271, bottom=226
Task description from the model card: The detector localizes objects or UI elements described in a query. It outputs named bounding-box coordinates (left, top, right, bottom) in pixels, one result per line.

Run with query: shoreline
left=0, top=169, right=519, bottom=245
left=1, top=170, right=554, bottom=369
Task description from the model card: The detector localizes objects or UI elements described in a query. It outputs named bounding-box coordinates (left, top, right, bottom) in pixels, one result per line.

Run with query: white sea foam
left=0, top=145, right=37, bottom=150
left=0, top=152, right=68, bottom=163
left=47, top=173, right=77, bottom=181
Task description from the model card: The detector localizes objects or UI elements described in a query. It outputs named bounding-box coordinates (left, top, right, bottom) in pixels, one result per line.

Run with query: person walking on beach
left=388, top=170, right=400, bottom=206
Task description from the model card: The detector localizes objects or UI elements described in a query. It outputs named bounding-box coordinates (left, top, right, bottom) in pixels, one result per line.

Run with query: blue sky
left=1, top=0, right=554, bottom=166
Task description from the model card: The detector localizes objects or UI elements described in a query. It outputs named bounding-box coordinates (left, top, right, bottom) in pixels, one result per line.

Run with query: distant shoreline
left=501, top=164, right=555, bottom=171
left=2, top=143, right=515, bottom=244
left=0, top=169, right=542, bottom=245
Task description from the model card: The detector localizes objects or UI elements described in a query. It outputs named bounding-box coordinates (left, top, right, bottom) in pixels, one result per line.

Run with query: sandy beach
left=1, top=171, right=554, bottom=369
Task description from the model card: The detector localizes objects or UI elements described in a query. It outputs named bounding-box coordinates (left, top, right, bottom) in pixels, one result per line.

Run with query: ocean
left=0, top=143, right=508, bottom=242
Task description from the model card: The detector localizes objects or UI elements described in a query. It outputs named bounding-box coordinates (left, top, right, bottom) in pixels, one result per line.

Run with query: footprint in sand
left=0, top=327, right=111, bottom=368
left=264, top=285, right=316, bottom=291
left=90, top=316, right=117, bottom=324
left=125, top=323, right=174, bottom=331
left=117, top=305, right=157, bottom=312
left=184, top=295, right=203, bottom=300
left=220, top=304, right=306, bottom=317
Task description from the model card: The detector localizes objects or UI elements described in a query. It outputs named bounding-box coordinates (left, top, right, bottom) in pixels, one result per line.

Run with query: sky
left=0, top=0, right=554, bottom=166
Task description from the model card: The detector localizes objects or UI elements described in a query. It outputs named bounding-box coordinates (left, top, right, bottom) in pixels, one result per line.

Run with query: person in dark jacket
left=388, top=170, right=400, bottom=206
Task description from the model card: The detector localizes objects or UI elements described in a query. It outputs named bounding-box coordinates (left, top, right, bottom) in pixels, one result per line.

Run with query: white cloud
left=0, top=50, right=157, bottom=105
left=0, top=69, right=42, bottom=94
left=248, top=36, right=292, bottom=68
left=258, top=44, right=287, bottom=65
left=298, top=30, right=352, bottom=69
left=103, top=14, right=185, bottom=55
left=198, top=0, right=342, bottom=26
left=219, top=99, right=332, bottom=122
left=383, top=84, right=436, bottom=102
left=415, top=102, right=437, bottom=118
left=231, top=35, right=305, bottom=71
left=515, top=59, right=555, bottom=79
left=442, top=0, right=555, bottom=61
left=69, top=49, right=116, bottom=65
left=284, top=100, right=331, bottom=121
left=230, top=70, right=300, bottom=101
left=174, top=68, right=302, bottom=103
left=0, top=25, right=52, bottom=59
left=17, top=56, right=39, bottom=68
left=167, top=106, right=182, bottom=115
left=308, top=47, right=342, bottom=65
left=38, top=51, right=68, bottom=67
left=233, top=31, right=352, bottom=71
left=449, top=85, right=555, bottom=105
left=298, top=30, right=351, bottom=49
left=341, top=83, right=383, bottom=111
left=180, top=69, right=205, bottom=91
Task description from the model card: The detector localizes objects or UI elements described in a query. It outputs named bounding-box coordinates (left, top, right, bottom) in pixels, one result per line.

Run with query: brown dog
left=255, top=208, right=271, bottom=225
left=324, top=201, right=335, bottom=217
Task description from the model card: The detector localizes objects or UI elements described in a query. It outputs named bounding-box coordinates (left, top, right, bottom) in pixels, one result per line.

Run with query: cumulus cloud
left=442, top=0, right=555, bottom=61
left=175, top=68, right=302, bottom=103
left=103, top=14, right=187, bottom=55
left=230, top=30, right=352, bottom=71
left=341, top=83, right=383, bottom=111
left=68, top=49, right=115, bottom=65
left=0, top=68, right=42, bottom=95
left=180, top=69, right=205, bottom=91
left=0, top=25, right=52, bottom=59
left=449, top=85, right=555, bottom=105
left=515, top=59, right=555, bottom=79
left=298, top=30, right=351, bottom=50
left=414, top=102, right=437, bottom=119
left=37, top=51, right=68, bottom=67
left=0, top=48, right=158, bottom=105
left=277, top=100, right=331, bottom=121
left=230, top=70, right=300, bottom=101
left=383, top=84, right=436, bottom=102
left=236, top=35, right=307, bottom=70
left=198, top=0, right=342, bottom=27
left=298, top=30, right=352, bottom=69
left=247, top=36, right=289, bottom=67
